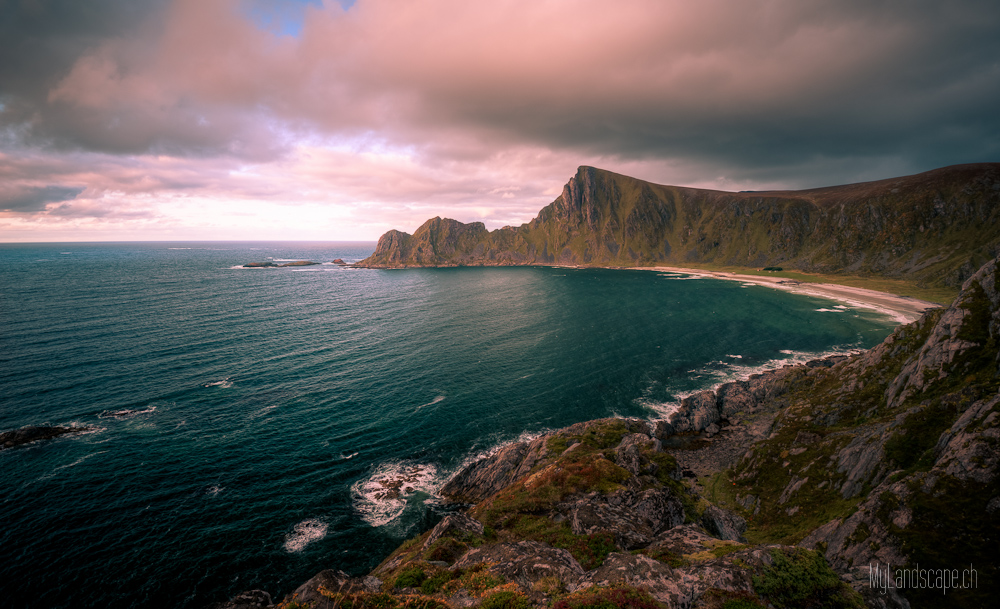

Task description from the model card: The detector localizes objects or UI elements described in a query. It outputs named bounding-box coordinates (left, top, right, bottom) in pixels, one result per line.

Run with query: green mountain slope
left=358, top=164, right=1000, bottom=289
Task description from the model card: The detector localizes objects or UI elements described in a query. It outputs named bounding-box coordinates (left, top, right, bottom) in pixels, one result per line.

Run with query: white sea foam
left=351, top=461, right=441, bottom=527
left=415, top=395, right=446, bottom=410
left=206, top=485, right=224, bottom=496
left=814, top=308, right=844, bottom=313
left=638, top=345, right=866, bottom=420
left=340, top=451, right=359, bottom=460
left=98, top=405, right=157, bottom=420
left=39, top=450, right=107, bottom=480
left=203, top=378, right=233, bottom=388
left=283, top=518, right=328, bottom=553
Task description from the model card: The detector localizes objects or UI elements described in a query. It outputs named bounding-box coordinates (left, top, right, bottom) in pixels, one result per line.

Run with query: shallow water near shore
left=0, top=242, right=898, bottom=608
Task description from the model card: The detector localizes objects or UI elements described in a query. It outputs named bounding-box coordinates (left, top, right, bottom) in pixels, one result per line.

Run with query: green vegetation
left=439, top=563, right=505, bottom=598
left=479, top=590, right=532, bottom=609
left=394, top=565, right=427, bottom=589
left=888, top=477, right=999, bottom=609
left=752, top=549, right=865, bottom=609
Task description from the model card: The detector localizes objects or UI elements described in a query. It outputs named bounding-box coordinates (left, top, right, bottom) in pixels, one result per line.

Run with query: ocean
left=0, top=241, right=899, bottom=608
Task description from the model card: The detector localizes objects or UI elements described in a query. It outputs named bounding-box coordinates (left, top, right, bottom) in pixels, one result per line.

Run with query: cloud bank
left=2, top=0, right=998, bottom=240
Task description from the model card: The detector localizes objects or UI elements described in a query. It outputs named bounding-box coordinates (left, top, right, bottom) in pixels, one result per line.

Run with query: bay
left=0, top=242, right=897, bottom=608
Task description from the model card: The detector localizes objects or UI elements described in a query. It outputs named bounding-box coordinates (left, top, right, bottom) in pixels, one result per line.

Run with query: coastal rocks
left=440, top=436, right=549, bottom=503
left=887, top=255, right=1000, bottom=407
left=586, top=550, right=763, bottom=608
left=645, top=524, right=719, bottom=556
left=286, top=570, right=382, bottom=609
left=453, top=541, right=587, bottom=591
left=206, top=590, right=273, bottom=609
left=0, top=425, right=92, bottom=450
left=423, top=513, right=485, bottom=550
left=587, top=553, right=691, bottom=607
left=564, top=487, right=685, bottom=549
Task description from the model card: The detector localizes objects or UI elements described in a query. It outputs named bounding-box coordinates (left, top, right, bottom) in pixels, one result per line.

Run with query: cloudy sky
left=1, top=0, right=998, bottom=241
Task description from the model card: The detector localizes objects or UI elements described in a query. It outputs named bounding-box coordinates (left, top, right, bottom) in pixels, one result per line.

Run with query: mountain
left=358, top=163, right=1000, bottom=289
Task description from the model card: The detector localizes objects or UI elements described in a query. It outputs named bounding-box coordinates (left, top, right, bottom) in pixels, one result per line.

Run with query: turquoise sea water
left=0, top=242, right=899, bottom=608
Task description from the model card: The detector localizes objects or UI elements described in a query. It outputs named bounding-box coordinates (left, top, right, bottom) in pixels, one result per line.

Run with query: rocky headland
left=356, top=163, right=1000, bottom=292
left=214, top=255, right=999, bottom=608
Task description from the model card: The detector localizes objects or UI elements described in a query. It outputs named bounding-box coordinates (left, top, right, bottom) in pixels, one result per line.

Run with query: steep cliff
left=358, top=164, right=1000, bottom=289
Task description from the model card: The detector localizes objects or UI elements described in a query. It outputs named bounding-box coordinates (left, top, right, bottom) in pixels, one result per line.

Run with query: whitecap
left=340, top=451, right=359, bottom=460
left=725, top=354, right=743, bottom=359
left=206, top=485, right=224, bottom=496
left=814, top=308, right=843, bottom=313
left=283, top=518, right=328, bottom=553
left=203, top=378, right=233, bottom=388
left=98, top=405, right=157, bottom=420
left=415, top=395, right=446, bottom=410
left=351, top=461, right=441, bottom=527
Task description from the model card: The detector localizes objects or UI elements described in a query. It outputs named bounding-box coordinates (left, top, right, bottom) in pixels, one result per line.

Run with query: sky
left=1, top=0, right=998, bottom=242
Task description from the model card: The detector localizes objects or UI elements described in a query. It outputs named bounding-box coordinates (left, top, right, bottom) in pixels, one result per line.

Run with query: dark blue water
left=0, top=242, right=898, bottom=608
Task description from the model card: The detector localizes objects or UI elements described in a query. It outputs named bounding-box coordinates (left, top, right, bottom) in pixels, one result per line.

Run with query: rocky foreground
left=215, top=257, right=999, bottom=609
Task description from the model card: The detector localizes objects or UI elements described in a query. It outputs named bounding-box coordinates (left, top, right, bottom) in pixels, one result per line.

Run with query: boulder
left=699, top=505, right=747, bottom=542
left=564, top=487, right=685, bottom=550
left=452, top=541, right=587, bottom=592
left=286, top=570, right=381, bottom=609
left=423, top=513, right=485, bottom=550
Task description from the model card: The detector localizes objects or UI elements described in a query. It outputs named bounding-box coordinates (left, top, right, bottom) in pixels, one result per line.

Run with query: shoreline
left=639, top=265, right=941, bottom=324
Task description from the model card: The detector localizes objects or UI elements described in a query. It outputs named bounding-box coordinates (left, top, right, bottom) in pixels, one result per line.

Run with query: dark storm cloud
left=2, top=0, right=1000, bottom=240
left=0, top=184, right=84, bottom=211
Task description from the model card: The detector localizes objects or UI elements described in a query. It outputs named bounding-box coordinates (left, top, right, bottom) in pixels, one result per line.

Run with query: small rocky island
left=243, top=261, right=321, bottom=268
left=214, top=256, right=999, bottom=609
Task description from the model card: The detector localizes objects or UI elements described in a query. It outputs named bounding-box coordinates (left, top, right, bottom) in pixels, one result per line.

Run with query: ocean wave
left=98, top=405, right=157, bottom=420
left=206, top=485, right=224, bottom=497
left=203, top=378, right=233, bottom=388
left=415, top=395, right=446, bottom=410
left=350, top=461, right=442, bottom=527
left=283, top=518, right=328, bottom=553
left=637, top=345, right=866, bottom=420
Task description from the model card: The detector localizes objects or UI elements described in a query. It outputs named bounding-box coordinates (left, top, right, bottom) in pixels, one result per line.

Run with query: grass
left=650, top=262, right=958, bottom=305
left=551, top=585, right=663, bottom=609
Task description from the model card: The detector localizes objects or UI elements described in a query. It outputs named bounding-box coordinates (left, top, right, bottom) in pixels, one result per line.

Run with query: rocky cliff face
left=217, top=257, right=999, bottom=609
left=358, top=164, right=1000, bottom=289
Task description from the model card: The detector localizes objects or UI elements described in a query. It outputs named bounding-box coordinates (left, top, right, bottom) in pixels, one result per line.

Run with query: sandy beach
left=644, top=266, right=942, bottom=324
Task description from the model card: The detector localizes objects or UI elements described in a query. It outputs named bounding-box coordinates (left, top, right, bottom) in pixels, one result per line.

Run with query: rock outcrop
left=358, top=163, right=1000, bottom=289
left=0, top=425, right=93, bottom=450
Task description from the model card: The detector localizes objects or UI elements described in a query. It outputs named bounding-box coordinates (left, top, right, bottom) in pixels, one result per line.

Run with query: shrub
left=752, top=549, right=863, bottom=609
left=394, top=565, right=428, bottom=589
left=479, top=590, right=531, bottom=609
left=420, top=571, right=453, bottom=594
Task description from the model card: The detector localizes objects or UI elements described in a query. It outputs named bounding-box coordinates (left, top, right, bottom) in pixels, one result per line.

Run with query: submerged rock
left=0, top=425, right=92, bottom=450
